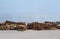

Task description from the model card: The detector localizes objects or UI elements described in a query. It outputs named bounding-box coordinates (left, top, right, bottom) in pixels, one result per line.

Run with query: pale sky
left=0, top=0, right=60, bottom=22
